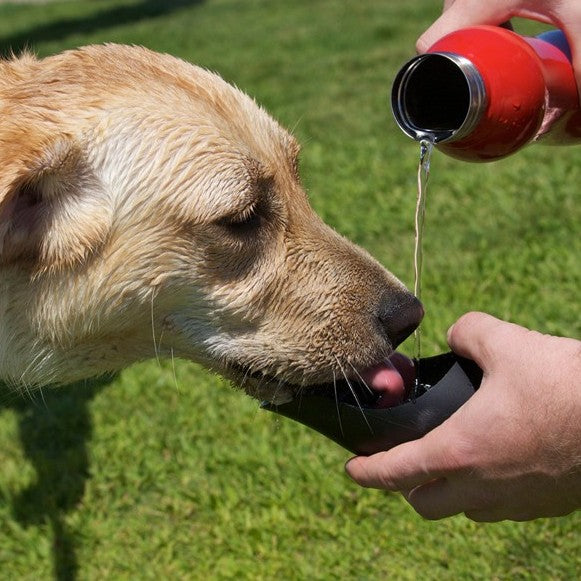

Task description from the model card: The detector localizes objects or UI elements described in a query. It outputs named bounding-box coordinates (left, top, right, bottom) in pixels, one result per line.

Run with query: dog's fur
left=0, top=45, right=422, bottom=402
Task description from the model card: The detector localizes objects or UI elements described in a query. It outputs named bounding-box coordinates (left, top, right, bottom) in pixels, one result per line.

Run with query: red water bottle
left=391, top=26, right=581, bottom=161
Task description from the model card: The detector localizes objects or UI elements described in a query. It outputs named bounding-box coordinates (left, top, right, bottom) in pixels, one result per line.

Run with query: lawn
left=0, top=0, right=579, bottom=579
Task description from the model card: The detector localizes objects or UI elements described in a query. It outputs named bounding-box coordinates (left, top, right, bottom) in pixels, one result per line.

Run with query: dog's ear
left=0, top=138, right=111, bottom=272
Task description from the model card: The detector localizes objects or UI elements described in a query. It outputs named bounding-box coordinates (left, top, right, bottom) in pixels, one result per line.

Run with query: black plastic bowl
left=261, top=352, right=482, bottom=456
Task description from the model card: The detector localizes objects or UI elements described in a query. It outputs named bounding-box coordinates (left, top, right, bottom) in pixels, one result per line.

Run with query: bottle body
left=391, top=26, right=581, bottom=161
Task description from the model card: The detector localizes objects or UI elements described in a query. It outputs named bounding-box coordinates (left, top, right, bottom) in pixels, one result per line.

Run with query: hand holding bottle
left=417, top=0, right=581, bottom=96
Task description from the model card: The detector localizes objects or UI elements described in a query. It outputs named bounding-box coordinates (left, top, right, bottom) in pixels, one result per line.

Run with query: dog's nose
left=378, top=292, right=424, bottom=348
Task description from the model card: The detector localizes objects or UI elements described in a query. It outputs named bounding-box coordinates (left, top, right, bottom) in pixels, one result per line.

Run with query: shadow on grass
left=0, top=0, right=205, bottom=56
left=1, top=376, right=116, bottom=581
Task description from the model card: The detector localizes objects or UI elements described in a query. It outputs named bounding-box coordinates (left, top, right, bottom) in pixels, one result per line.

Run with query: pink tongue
left=360, top=353, right=415, bottom=409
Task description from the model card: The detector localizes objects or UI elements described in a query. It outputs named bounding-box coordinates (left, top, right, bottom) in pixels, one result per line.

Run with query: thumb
left=345, top=430, right=450, bottom=491
left=447, top=311, right=529, bottom=371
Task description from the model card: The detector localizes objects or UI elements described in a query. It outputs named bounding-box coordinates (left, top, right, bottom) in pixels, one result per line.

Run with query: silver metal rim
left=391, top=52, right=488, bottom=144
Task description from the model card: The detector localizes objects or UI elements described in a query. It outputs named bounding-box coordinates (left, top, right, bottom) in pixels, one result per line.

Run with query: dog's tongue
left=359, top=353, right=415, bottom=409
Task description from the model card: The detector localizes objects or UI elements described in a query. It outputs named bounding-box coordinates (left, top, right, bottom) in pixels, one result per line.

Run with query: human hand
left=416, top=0, right=581, bottom=96
left=345, top=312, right=581, bottom=521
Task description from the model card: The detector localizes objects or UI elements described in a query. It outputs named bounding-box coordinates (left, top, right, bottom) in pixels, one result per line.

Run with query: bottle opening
left=392, top=53, right=487, bottom=143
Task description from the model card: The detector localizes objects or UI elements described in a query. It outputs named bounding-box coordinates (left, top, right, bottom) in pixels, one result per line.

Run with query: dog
left=0, top=44, right=423, bottom=404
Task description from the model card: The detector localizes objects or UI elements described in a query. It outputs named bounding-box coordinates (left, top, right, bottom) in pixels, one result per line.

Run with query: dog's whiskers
left=269, top=376, right=287, bottom=404
left=150, top=290, right=161, bottom=367
left=250, top=369, right=269, bottom=398
left=239, top=366, right=252, bottom=391
left=37, top=384, right=48, bottom=410
left=19, top=347, right=52, bottom=393
left=170, top=347, right=181, bottom=394
left=348, top=361, right=374, bottom=397
left=332, top=368, right=344, bottom=438
left=19, top=378, right=36, bottom=404
left=334, top=356, right=373, bottom=434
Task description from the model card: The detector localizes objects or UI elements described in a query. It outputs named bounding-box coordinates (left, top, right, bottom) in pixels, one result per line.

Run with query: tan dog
left=0, top=45, right=422, bottom=403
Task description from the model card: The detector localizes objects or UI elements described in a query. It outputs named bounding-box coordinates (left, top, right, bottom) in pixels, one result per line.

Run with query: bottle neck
left=391, top=52, right=487, bottom=144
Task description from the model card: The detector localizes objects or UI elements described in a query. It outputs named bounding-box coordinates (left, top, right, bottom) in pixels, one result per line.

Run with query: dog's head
left=0, top=45, right=422, bottom=401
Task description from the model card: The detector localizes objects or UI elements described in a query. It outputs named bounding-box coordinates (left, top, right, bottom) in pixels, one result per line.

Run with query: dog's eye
left=218, top=205, right=263, bottom=235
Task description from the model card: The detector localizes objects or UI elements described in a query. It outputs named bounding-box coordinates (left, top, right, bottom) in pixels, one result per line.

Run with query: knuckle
left=438, top=434, right=478, bottom=474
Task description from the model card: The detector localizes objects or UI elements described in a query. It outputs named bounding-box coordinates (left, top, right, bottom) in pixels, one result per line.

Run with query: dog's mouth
left=261, top=352, right=483, bottom=456
left=232, top=352, right=418, bottom=410
left=299, top=352, right=417, bottom=410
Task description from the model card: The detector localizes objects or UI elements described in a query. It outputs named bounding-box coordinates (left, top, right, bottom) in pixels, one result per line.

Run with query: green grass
left=0, top=0, right=579, bottom=578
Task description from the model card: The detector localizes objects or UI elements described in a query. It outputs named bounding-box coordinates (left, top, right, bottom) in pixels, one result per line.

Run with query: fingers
left=406, top=478, right=498, bottom=520
left=346, top=444, right=498, bottom=520
left=406, top=479, right=464, bottom=519
left=415, top=1, right=581, bottom=97
left=571, top=50, right=581, bottom=100
left=560, top=5, right=581, bottom=98
left=416, top=0, right=517, bottom=52
left=415, top=1, right=561, bottom=53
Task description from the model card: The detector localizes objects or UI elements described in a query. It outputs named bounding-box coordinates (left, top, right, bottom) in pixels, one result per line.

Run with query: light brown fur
left=0, top=45, right=422, bottom=402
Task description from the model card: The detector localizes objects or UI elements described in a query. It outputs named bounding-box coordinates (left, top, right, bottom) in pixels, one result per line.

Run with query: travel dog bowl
left=262, top=352, right=482, bottom=456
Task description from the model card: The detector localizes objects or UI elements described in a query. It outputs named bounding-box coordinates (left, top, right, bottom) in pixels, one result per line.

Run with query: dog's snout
left=378, top=292, right=424, bottom=348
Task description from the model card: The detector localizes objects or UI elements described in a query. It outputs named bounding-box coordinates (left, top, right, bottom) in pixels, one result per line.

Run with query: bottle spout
left=391, top=53, right=487, bottom=143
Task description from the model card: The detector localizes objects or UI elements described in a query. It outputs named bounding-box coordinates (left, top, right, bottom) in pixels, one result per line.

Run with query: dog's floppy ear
left=0, top=137, right=111, bottom=272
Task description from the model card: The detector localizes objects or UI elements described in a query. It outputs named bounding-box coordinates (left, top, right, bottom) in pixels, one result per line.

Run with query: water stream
left=412, top=136, right=434, bottom=394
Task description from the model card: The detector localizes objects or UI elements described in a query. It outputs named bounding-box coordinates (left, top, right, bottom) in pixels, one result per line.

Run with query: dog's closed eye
left=215, top=175, right=276, bottom=237
left=218, top=202, right=264, bottom=235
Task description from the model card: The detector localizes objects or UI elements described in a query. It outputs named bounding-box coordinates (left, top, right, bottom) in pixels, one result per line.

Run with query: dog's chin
left=229, top=353, right=416, bottom=409
left=238, top=377, right=295, bottom=405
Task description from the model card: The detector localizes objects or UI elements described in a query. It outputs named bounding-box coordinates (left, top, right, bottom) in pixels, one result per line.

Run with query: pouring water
left=412, top=135, right=434, bottom=395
